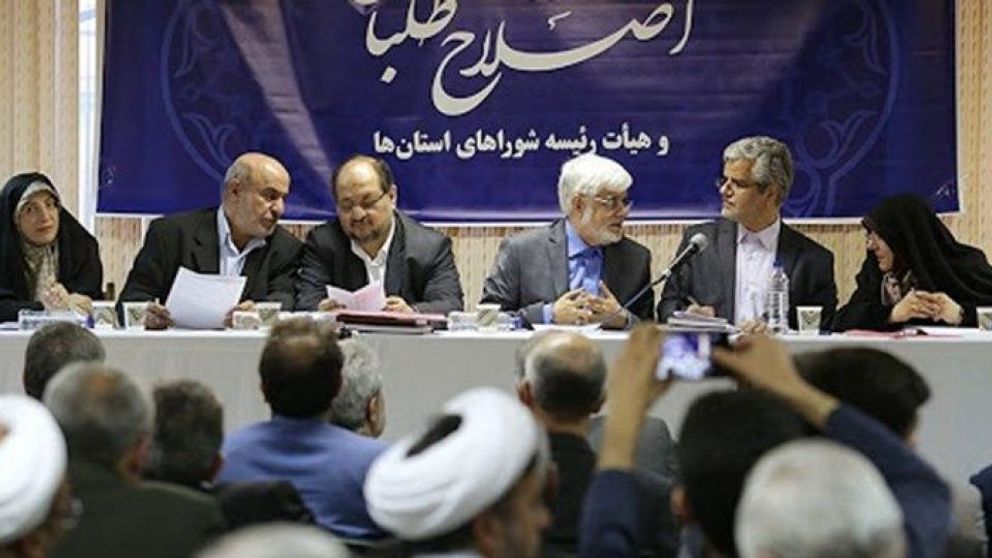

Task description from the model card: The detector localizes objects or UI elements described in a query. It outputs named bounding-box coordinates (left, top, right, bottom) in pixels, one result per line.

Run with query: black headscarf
left=0, top=173, right=103, bottom=318
left=863, top=194, right=992, bottom=305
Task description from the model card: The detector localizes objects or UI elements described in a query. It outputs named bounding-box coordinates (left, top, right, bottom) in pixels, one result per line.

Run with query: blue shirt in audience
left=218, top=415, right=389, bottom=539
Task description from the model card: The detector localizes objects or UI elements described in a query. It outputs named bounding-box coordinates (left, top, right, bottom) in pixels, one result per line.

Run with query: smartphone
left=656, top=331, right=730, bottom=381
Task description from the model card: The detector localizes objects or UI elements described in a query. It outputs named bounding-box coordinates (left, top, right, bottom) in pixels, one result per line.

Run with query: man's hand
left=317, top=298, right=347, bottom=312
left=889, top=290, right=939, bottom=324
left=66, top=293, right=93, bottom=315
left=712, top=335, right=838, bottom=428
left=552, top=289, right=594, bottom=325
left=224, top=300, right=256, bottom=328
left=685, top=303, right=716, bottom=318
left=599, top=324, right=670, bottom=470
left=384, top=296, right=414, bottom=313
left=917, top=291, right=963, bottom=325
left=587, top=281, right=627, bottom=329
left=737, top=319, right=769, bottom=335
left=144, top=302, right=174, bottom=330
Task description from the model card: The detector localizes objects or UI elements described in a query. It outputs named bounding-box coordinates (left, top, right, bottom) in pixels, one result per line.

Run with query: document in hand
left=325, top=282, right=386, bottom=312
left=165, top=267, right=246, bottom=329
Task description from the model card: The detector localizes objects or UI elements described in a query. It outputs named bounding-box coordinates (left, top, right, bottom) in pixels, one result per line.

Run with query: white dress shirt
left=733, top=219, right=781, bottom=323
left=217, top=209, right=266, bottom=277
left=350, top=218, right=396, bottom=285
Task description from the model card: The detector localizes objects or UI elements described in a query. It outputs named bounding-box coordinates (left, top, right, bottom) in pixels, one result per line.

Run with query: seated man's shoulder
left=397, top=212, right=451, bottom=249
left=325, top=424, right=390, bottom=457
left=270, top=224, right=304, bottom=250
left=137, top=479, right=224, bottom=514
left=784, top=223, right=833, bottom=259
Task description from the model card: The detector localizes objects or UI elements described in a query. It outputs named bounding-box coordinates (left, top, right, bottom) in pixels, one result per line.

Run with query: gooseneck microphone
left=620, top=232, right=710, bottom=313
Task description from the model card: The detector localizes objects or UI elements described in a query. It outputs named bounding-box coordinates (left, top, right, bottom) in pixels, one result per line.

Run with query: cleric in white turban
left=364, top=387, right=552, bottom=558
left=0, top=394, right=69, bottom=556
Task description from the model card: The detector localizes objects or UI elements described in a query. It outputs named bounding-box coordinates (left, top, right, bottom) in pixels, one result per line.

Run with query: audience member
left=217, top=318, right=387, bottom=539
left=518, top=332, right=677, bottom=557
left=295, top=154, right=464, bottom=313
left=657, top=136, right=836, bottom=331
left=44, top=363, right=225, bottom=558
left=22, top=322, right=104, bottom=400
left=119, top=152, right=302, bottom=329
left=146, top=380, right=314, bottom=529
left=365, top=388, right=552, bottom=557
left=330, top=339, right=385, bottom=437
left=0, top=394, right=70, bottom=558
left=481, top=152, right=653, bottom=328
left=735, top=440, right=905, bottom=558
left=196, top=524, right=349, bottom=558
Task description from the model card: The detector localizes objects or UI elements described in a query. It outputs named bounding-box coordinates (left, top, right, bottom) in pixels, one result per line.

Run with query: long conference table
left=1, top=327, right=990, bottom=488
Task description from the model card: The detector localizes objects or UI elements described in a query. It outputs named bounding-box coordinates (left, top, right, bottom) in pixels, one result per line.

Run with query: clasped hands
left=890, top=290, right=963, bottom=325
left=552, top=282, right=626, bottom=329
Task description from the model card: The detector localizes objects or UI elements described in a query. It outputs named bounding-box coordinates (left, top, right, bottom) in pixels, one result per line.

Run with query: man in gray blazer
left=657, top=136, right=837, bottom=330
left=295, top=155, right=463, bottom=314
left=481, top=153, right=653, bottom=328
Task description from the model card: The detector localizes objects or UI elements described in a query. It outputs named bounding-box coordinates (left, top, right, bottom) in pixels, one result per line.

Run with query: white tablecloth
left=1, top=328, right=990, bottom=487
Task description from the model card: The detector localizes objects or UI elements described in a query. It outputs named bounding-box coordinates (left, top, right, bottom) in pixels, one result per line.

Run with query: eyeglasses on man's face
left=715, top=176, right=762, bottom=191
left=336, top=189, right=389, bottom=213
left=588, top=194, right=632, bottom=212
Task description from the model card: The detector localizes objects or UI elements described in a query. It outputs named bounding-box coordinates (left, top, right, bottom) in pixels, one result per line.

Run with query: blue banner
left=98, top=0, right=957, bottom=222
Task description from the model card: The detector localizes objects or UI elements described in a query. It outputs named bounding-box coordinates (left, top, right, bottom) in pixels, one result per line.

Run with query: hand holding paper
left=166, top=267, right=247, bottom=329
left=323, top=282, right=387, bottom=312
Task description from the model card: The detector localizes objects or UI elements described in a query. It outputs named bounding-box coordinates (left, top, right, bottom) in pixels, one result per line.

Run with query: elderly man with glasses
left=657, top=136, right=837, bottom=331
left=481, top=153, right=652, bottom=329
left=296, top=154, right=464, bottom=314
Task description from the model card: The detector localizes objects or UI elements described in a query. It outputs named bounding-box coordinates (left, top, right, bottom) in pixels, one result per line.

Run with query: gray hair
left=330, top=339, right=383, bottom=431
left=23, top=322, right=105, bottom=400
left=723, top=136, right=794, bottom=202
left=557, top=153, right=632, bottom=214
left=735, top=439, right=905, bottom=558
left=43, top=363, right=152, bottom=468
left=197, top=524, right=349, bottom=558
left=145, top=380, right=223, bottom=487
left=222, top=158, right=252, bottom=196
left=523, top=332, right=606, bottom=420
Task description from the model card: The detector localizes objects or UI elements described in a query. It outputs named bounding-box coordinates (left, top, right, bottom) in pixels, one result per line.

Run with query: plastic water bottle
left=765, top=265, right=790, bottom=333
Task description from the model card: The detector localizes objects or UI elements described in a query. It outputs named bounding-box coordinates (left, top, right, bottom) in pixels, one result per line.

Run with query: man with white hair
left=735, top=439, right=905, bottom=558
left=330, top=339, right=385, bottom=438
left=0, top=394, right=69, bottom=558
left=364, top=387, right=552, bottom=557
left=658, top=136, right=836, bottom=331
left=482, top=153, right=652, bottom=328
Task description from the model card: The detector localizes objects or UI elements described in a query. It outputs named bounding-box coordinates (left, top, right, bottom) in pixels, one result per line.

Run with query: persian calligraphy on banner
left=98, top=0, right=956, bottom=222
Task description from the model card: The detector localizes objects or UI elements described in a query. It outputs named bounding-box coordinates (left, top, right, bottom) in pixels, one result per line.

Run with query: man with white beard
left=481, top=153, right=653, bottom=329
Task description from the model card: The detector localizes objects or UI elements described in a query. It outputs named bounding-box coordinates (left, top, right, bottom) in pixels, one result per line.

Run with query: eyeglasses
left=589, top=195, right=632, bottom=212
left=337, top=190, right=389, bottom=213
left=715, top=176, right=762, bottom=191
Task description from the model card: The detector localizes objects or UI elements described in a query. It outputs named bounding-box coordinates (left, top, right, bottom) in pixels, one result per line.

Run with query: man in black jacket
left=118, top=152, right=302, bottom=328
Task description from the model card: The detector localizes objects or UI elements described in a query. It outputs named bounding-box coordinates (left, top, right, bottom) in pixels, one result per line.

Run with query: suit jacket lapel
left=547, top=220, right=569, bottom=296
left=192, top=212, right=220, bottom=275
left=384, top=213, right=406, bottom=297
left=240, top=241, right=268, bottom=300
left=777, top=222, right=801, bottom=283
left=718, top=219, right=737, bottom=316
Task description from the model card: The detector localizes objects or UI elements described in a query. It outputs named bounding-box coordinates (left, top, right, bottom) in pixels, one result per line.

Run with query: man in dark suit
left=295, top=155, right=463, bottom=314
left=44, top=363, right=225, bottom=558
left=118, top=152, right=303, bottom=328
left=481, top=153, right=653, bottom=328
left=657, top=136, right=836, bottom=330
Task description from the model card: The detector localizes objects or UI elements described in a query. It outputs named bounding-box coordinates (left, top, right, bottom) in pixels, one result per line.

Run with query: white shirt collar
left=350, top=216, right=397, bottom=268
left=737, top=218, right=781, bottom=251
left=216, top=208, right=267, bottom=275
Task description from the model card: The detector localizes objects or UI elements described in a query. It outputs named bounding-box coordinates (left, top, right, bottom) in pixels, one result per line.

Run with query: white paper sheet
left=165, top=267, right=246, bottom=329
left=325, top=281, right=386, bottom=312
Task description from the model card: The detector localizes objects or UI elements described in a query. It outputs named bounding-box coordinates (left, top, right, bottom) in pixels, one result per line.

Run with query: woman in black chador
left=0, top=172, right=103, bottom=322
left=834, top=194, right=992, bottom=331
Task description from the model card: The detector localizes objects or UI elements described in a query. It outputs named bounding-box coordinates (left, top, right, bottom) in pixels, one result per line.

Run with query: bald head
left=222, top=152, right=290, bottom=242
left=523, top=332, right=606, bottom=421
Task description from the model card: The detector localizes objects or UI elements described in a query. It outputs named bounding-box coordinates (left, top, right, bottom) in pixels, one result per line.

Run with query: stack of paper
left=665, top=311, right=736, bottom=332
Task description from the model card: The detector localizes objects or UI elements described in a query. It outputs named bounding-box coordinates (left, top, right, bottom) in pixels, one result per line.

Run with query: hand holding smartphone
left=656, top=331, right=730, bottom=381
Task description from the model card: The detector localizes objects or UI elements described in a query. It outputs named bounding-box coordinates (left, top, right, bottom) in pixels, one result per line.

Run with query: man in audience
left=44, top=363, right=225, bottom=558
left=580, top=327, right=950, bottom=558
left=657, top=136, right=837, bottom=330
left=481, top=153, right=653, bottom=328
left=145, top=379, right=314, bottom=529
left=119, top=152, right=303, bottom=329
left=735, top=439, right=905, bottom=558
left=0, top=394, right=70, bottom=558
left=365, top=387, right=551, bottom=557
left=22, top=321, right=104, bottom=400
left=518, top=332, right=677, bottom=556
left=217, top=318, right=388, bottom=539
left=295, top=154, right=464, bottom=313
left=330, top=338, right=385, bottom=437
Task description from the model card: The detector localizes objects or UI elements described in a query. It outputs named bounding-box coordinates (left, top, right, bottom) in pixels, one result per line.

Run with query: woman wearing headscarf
left=0, top=172, right=103, bottom=322
left=833, top=194, right=992, bottom=331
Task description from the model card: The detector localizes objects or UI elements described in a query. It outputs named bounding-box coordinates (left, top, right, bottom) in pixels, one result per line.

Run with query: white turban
left=0, top=394, right=67, bottom=544
left=364, top=387, right=547, bottom=540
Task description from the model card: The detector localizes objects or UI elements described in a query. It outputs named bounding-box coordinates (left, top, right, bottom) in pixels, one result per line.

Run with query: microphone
left=620, top=232, right=709, bottom=313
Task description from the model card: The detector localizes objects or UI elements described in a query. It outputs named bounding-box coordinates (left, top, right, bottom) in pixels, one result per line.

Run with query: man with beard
left=119, top=152, right=302, bottom=328
left=295, top=155, right=464, bottom=314
left=481, top=153, right=652, bottom=328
